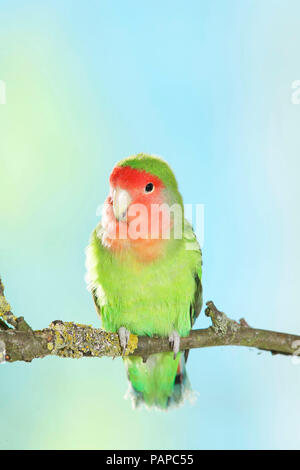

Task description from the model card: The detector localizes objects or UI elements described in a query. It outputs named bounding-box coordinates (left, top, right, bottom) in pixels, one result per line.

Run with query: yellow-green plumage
left=86, top=154, right=202, bottom=409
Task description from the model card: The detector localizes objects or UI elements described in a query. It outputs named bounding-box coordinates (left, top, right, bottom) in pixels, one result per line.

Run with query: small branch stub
left=205, top=301, right=240, bottom=337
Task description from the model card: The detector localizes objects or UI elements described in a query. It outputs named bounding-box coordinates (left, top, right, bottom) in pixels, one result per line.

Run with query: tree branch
left=0, top=276, right=299, bottom=363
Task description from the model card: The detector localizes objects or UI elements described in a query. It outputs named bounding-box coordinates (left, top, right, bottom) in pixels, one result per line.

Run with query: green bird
left=86, top=153, right=202, bottom=409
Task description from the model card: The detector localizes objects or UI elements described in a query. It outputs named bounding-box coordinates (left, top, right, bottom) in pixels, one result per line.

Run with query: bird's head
left=101, top=154, right=184, bottom=260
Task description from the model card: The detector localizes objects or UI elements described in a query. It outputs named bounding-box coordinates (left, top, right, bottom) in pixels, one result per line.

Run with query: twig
left=0, top=277, right=32, bottom=332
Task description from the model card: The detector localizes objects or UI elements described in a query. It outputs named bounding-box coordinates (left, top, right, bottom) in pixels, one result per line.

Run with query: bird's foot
left=118, top=327, right=131, bottom=356
left=169, top=330, right=181, bottom=360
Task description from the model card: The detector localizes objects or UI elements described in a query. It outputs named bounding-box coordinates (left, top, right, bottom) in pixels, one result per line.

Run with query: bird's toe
left=118, top=327, right=131, bottom=355
left=169, top=330, right=181, bottom=360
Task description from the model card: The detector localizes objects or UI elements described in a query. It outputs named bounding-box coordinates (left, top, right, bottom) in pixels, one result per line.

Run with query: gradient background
left=1, top=0, right=300, bottom=450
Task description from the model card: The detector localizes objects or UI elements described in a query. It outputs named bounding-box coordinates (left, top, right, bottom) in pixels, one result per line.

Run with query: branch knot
left=205, top=301, right=240, bottom=337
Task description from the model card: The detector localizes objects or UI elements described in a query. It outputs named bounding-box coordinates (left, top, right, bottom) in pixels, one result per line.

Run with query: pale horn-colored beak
left=112, top=188, right=132, bottom=221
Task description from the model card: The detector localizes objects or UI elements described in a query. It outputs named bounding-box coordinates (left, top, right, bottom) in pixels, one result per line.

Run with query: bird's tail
left=124, top=351, right=194, bottom=410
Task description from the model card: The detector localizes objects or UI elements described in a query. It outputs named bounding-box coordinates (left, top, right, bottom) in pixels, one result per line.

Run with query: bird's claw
left=118, top=327, right=131, bottom=356
left=169, top=330, right=181, bottom=360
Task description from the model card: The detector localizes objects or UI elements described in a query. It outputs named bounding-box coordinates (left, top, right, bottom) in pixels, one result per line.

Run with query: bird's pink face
left=101, top=165, right=172, bottom=259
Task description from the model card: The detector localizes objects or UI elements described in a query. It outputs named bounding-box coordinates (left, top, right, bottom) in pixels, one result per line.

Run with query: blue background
left=0, top=0, right=300, bottom=449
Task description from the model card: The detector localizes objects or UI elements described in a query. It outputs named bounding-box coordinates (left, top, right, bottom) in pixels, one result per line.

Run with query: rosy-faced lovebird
left=86, top=153, right=202, bottom=409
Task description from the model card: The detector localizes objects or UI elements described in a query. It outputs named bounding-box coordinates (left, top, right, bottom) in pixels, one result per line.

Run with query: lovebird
left=86, top=153, right=202, bottom=409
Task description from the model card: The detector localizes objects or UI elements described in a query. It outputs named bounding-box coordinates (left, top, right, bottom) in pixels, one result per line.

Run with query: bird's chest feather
left=91, top=243, right=194, bottom=336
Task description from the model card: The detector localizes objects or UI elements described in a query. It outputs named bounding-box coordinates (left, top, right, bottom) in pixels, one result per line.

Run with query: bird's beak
left=112, top=188, right=132, bottom=221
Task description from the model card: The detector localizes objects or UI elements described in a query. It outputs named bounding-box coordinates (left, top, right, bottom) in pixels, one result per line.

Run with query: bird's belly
left=100, top=274, right=192, bottom=337
left=90, top=239, right=197, bottom=337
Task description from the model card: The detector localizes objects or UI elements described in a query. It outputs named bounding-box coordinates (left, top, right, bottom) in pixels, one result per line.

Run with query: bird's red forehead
left=110, top=166, right=164, bottom=191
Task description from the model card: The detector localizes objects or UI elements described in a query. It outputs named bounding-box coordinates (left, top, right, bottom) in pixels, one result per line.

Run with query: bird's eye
left=145, top=183, right=154, bottom=193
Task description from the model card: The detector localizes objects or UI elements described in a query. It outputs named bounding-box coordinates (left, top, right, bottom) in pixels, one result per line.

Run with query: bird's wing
left=85, top=222, right=106, bottom=321
left=183, top=219, right=203, bottom=361
left=183, top=218, right=203, bottom=326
